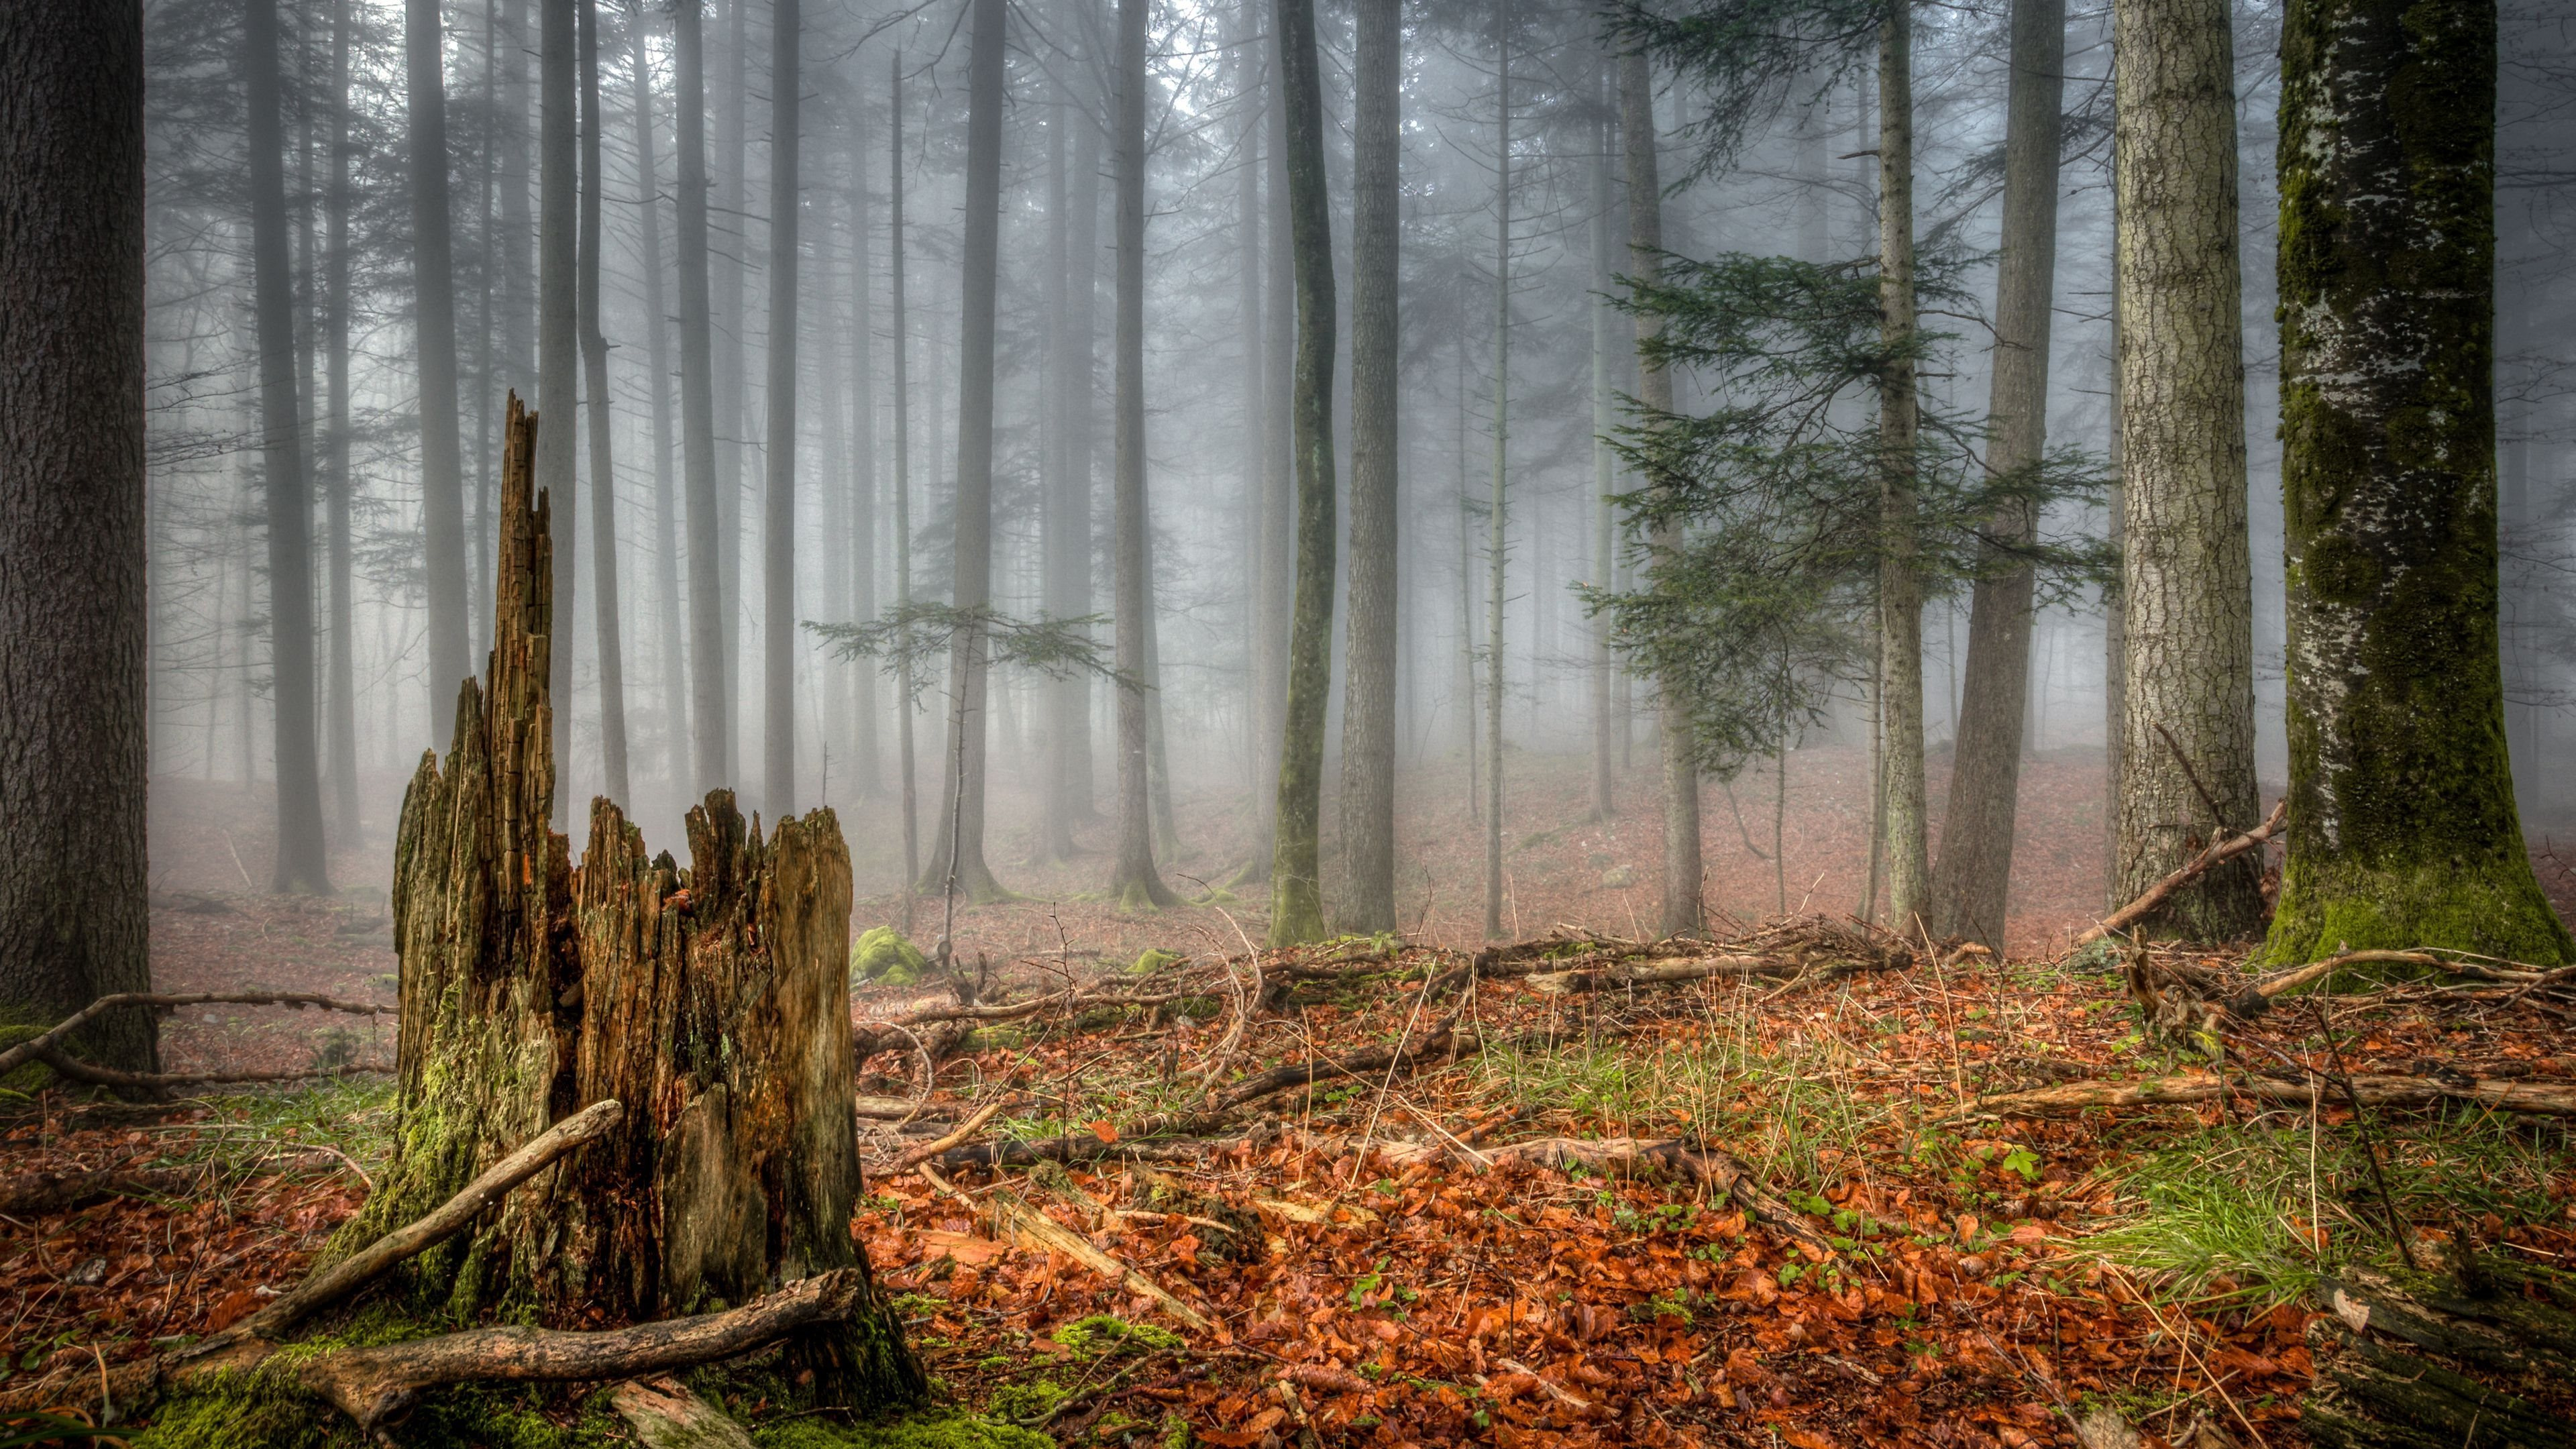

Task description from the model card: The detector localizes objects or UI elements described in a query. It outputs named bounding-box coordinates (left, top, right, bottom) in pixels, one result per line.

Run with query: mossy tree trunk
left=2263, top=0, right=2571, bottom=966
left=339, top=398, right=922, bottom=1411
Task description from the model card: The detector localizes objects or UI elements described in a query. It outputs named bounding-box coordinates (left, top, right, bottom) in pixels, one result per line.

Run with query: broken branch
left=1959, top=1071, right=2576, bottom=1119
left=2074, top=797, right=2286, bottom=948
left=0, top=990, right=397, bottom=1080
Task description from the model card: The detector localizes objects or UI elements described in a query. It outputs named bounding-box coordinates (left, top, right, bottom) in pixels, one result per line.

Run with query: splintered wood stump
left=329, top=395, right=921, bottom=1411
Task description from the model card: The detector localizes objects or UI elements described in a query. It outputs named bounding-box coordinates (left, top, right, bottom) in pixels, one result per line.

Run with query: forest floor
left=5, top=758, right=2576, bottom=1446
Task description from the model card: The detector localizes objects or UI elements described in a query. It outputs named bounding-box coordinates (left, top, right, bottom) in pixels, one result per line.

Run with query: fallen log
left=0, top=991, right=397, bottom=1081
left=2229, top=951, right=2550, bottom=1017
left=1960, top=1071, right=2576, bottom=1119
left=0, top=1166, right=199, bottom=1216
left=2302, top=1260, right=2576, bottom=1449
left=2074, top=797, right=2287, bottom=949
left=1523, top=955, right=1898, bottom=994
left=881, top=1098, right=1009, bottom=1175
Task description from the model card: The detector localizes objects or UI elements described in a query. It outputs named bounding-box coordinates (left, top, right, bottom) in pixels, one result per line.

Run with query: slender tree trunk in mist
left=716, top=0, right=748, bottom=782
left=1621, top=49, right=1699, bottom=937
left=1483, top=7, right=1511, bottom=943
left=1588, top=66, right=1617, bottom=826
left=247, top=0, right=334, bottom=894
left=409, top=0, right=470, bottom=749
left=677, top=0, right=730, bottom=794
left=921, top=0, right=1010, bottom=906
left=539, top=0, right=578, bottom=816
left=763, top=0, right=800, bottom=816
left=1457, top=337, right=1478, bottom=826
left=1110, top=0, right=1177, bottom=912
left=2109, top=0, right=2262, bottom=937
left=0, top=0, right=158, bottom=1072
left=1928, top=0, right=2063, bottom=948
left=1143, top=574, right=1179, bottom=859
left=891, top=53, right=920, bottom=917
left=472, top=0, right=498, bottom=655
left=1234, top=7, right=1265, bottom=844
left=2102, top=246, right=2125, bottom=912
left=500, top=0, right=533, bottom=403
left=576, top=0, right=630, bottom=806
left=1265, top=0, right=1336, bottom=949
left=325, top=0, right=360, bottom=837
left=846, top=103, right=881, bottom=798
left=1244, top=28, right=1295, bottom=888
left=1040, top=62, right=1079, bottom=862
left=1872, top=8, right=1928, bottom=933
left=1334, top=0, right=1401, bottom=934
left=1065, top=111, right=1104, bottom=825
left=2265, top=0, right=2570, bottom=965
left=631, top=13, right=689, bottom=786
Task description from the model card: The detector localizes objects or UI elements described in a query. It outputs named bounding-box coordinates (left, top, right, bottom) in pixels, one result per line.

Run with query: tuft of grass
left=2085, top=1152, right=2321, bottom=1309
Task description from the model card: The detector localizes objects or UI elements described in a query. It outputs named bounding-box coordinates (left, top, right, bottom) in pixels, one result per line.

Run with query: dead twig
left=2073, top=797, right=2287, bottom=949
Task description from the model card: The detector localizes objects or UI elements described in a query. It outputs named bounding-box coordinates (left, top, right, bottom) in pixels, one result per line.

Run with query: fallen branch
left=233, top=1099, right=624, bottom=1341
left=1959, top=1071, right=2576, bottom=1119
left=916, top=1164, right=1209, bottom=1332
left=0, top=991, right=398, bottom=1080
left=0, top=1165, right=199, bottom=1216
left=32, top=1049, right=393, bottom=1091
left=2073, top=796, right=2287, bottom=949
left=1524, top=955, right=1899, bottom=994
left=1214, top=1023, right=1468, bottom=1112
left=881, top=1098, right=1009, bottom=1175
left=2230, top=951, right=2548, bottom=1016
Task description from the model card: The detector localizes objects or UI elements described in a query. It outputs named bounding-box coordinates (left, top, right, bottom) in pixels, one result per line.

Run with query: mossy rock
left=1128, top=948, right=1185, bottom=976
left=851, top=928, right=932, bottom=988
left=1050, top=1314, right=1185, bottom=1358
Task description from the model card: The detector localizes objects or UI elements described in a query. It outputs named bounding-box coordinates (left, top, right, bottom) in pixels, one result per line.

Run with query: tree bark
left=580, top=0, right=630, bottom=808
left=409, top=0, right=470, bottom=750
left=1588, top=58, right=1618, bottom=826
left=890, top=54, right=920, bottom=910
left=1110, top=0, right=1177, bottom=912
left=2264, top=0, right=2571, bottom=965
left=325, top=0, right=360, bottom=840
left=1874, top=6, right=1928, bottom=934
left=1064, top=94, right=1104, bottom=828
left=1335, top=0, right=1401, bottom=934
left=1264, top=0, right=1337, bottom=948
left=248, top=0, right=333, bottom=896
left=1928, top=0, right=2065, bottom=948
left=920, top=0, right=1011, bottom=905
left=539, top=0, right=580, bottom=815
left=676, top=0, right=729, bottom=794
left=1039, top=58, right=1080, bottom=863
left=1621, top=48, right=1701, bottom=938
left=0, top=0, right=156, bottom=1073
left=2110, top=0, right=2264, bottom=938
left=341, top=399, right=921, bottom=1412
left=763, top=0, right=800, bottom=816
left=845, top=97, right=881, bottom=800
left=714, top=0, right=747, bottom=782
left=1234, top=7, right=1267, bottom=855
left=1246, top=30, right=1295, bottom=887
left=631, top=9, right=690, bottom=787
left=1484, top=2, right=1511, bottom=943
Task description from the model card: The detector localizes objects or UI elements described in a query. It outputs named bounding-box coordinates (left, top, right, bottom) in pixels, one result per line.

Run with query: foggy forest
left=5, top=0, right=2576, bottom=1440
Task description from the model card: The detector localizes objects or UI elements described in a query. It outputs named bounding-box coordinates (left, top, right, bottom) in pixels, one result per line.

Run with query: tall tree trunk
left=1457, top=335, right=1478, bottom=824
left=500, top=0, right=533, bottom=405
left=631, top=8, right=689, bottom=787
left=1334, top=0, right=1400, bottom=934
left=1874, top=5, right=1927, bottom=933
left=1064, top=107, right=1103, bottom=825
left=1263, top=0, right=1336, bottom=948
left=1928, top=0, right=2065, bottom=947
left=716, top=0, right=748, bottom=782
left=473, top=0, right=500, bottom=658
left=1483, top=2, right=1510, bottom=943
left=248, top=0, right=333, bottom=895
left=346, top=398, right=923, bottom=1406
left=2102, top=207, right=2126, bottom=912
left=409, top=0, right=470, bottom=748
left=1621, top=48, right=1699, bottom=937
left=539, top=0, right=579, bottom=816
left=1039, top=56, right=1079, bottom=862
left=763, top=0, right=800, bottom=816
left=920, top=0, right=1011, bottom=906
left=2265, top=0, right=2570, bottom=965
left=845, top=96, right=881, bottom=800
left=580, top=0, right=630, bottom=807
left=890, top=53, right=920, bottom=915
left=0, top=0, right=157, bottom=1073
left=1588, top=59, right=1617, bottom=826
left=2110, top=0, right=2263, bottom=937
left=1234, top=7, right=1266, bottom=849
left=1109, top=0, right=1177, bottom=912
left=326, top=0, right=361, bottom=837
left=1245, top=32, right=1295, bottom=887
left=676, top=0, right=729, bottom=793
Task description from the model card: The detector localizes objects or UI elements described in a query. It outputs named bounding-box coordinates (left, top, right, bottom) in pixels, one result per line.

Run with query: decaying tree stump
left=2302, top=1256, right=2576, bottom=1448
left=327, top=396, right=921, bottom=1411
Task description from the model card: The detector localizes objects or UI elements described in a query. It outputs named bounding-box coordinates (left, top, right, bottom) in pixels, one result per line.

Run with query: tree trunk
left=326, top=0, right=361, bottom=839
left=1109, top=0, right=1177, bottom=912
left=890, top=53, right=920, bottom=912
left=920, top=0, right=1011, bottom=906
left=579, top=0, right=630, bottom=808
left=1874, top=6, right=1928, bottom=934
left=340, top=398, right=922, bottom=1409
left=1621, top=48, right=1701, bottom=938
left=0, top=0, right=156, bottom=1074
left=631, top=9, right=690, bottom=787
left=2103, top=203, right=2127, bottom=913
left=676, top=0, right=729, bottom=795
left=715, top=0, right=747, bottom=783
left=1234, top=7, right=1266, bottom=852
left=1038, top=62, right=1079, bottom=863
left=1334, top=0, right=1400, bottom=934
left=1063, top=104, right=1104, bottom=828
left=1484, top=2, right=1511, bottom=943
left=2110, top=0, right=2264, bottom=938
left=500, top=0, right=533, bottom=408
left=1264, top=0, right=1336, bottom=948
left=1246, top=32, right=1295, bottom=888
left=763, top=0, right=800, bottom=817
left=1588, top=59, right=1618, bottom=826
left=845, top=98, right=881, bottom=800
left=539, top=0, right=579, bottom=816
left=1928, top=0, right=2064, bottom=948
left=248, top=0, right=333, bottom=896
left=2265, top=0, right=2571, bottom=965
left=410, top=0, right=470, bottom=749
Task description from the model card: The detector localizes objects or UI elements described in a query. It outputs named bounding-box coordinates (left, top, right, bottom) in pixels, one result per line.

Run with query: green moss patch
left=853, top=928, right=934, bottom=987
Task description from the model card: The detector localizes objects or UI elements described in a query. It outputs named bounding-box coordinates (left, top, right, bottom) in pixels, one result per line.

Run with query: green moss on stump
left=852, top=928, right=933, bottom=987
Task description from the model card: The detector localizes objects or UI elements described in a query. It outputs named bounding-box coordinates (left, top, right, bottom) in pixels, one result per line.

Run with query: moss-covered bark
left=2265, top=0, right=2571, bottom=965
